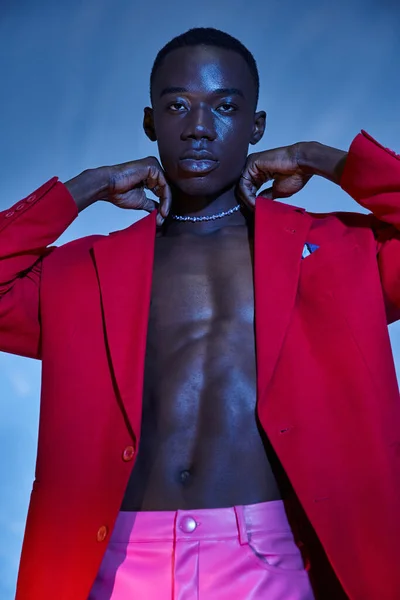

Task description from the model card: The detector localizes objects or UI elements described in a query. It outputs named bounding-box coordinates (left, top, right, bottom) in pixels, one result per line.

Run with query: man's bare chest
left=149, top=228, right=255, bottom=333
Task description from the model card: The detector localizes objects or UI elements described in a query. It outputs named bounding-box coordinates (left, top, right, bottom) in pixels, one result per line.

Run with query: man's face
left=145, top=45, right=265, bottom=198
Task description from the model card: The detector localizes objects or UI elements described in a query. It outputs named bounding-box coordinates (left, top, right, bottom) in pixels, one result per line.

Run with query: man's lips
left=178, top=158, right=219, bottom=175
left=180, top=149, right=217, bottom=161
left=178, top=149, right=219, bottom=175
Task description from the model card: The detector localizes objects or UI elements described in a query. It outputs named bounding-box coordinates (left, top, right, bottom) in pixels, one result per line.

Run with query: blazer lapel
left=92, top=211, right=157, bottom=435
left=254, top=196, right=312, bottom=401
left=91, top=198, right=311, bottom=431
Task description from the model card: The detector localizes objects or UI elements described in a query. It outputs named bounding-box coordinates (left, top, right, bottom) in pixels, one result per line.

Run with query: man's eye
left=217, top=104, right=237, bottom=113
left=169, top=102, right=186, bottom=112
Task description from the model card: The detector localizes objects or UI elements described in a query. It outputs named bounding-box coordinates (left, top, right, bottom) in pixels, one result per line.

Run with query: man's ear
left=250, top=110, right=266, bottom=145
left=143, top=107, right=157, bottom=142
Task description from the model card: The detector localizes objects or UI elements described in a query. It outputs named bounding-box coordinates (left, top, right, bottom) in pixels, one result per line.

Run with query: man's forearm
left=64, top=167, right=109, bottom=213
left=298, top=141, right=348, bottom=185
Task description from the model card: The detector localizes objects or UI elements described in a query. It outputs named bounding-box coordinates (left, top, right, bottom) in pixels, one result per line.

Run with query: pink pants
left=89, top=499, right=315, bottom=599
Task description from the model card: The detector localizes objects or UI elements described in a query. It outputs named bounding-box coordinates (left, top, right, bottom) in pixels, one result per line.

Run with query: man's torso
left=121, top=222, right=282, bottom=510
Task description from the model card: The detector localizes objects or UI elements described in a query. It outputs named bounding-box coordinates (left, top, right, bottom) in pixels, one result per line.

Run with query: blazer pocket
left=301, top=240, right=359, bottom=268
left=299, top=243, right=362, bottom=292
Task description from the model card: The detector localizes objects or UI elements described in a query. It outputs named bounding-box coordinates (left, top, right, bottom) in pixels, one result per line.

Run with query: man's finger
left=238, top=162, right=255, bottom=207
left=237, top=174, right=258, bottom=208
left=239, top=159, right=275, bottom=206
left=156, top=181, right=172, bottom=218
left=145, top=167, right=172, bottom=218
left=140, top=195, right=158, bottom=213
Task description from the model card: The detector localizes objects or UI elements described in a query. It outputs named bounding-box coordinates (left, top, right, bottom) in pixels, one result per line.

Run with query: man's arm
left=339, top=131, right=400, bottom=323
left=64, top=168, right=108, bottom=213
left=0, top=168, right=114, bottom=359
left=0, top=157, right=172, bottom=359
left=296, top=132, right=400, bottom=324
left=297, top=141, right=348, bottom=185
left=0, top=178, right=79, bottom=358
left=239, top=130, right=400, bottom=324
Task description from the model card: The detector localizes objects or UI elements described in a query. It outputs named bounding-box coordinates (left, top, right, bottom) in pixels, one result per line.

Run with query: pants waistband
left=110, top=499, right=292, bottom=543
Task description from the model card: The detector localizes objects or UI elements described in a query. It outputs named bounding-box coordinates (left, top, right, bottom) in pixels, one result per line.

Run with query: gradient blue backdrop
left=0, top=0, right=399, bottom=596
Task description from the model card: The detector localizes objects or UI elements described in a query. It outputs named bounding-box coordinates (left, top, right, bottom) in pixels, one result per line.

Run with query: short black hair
left=150, top=27, right=260, bottom=105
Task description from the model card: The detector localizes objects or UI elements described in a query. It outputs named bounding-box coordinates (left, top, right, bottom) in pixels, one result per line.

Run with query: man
left=2, top=26, right=400, bottom=600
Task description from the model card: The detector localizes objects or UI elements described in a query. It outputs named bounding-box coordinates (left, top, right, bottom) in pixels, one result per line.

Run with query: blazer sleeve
left=0, top=178, right=78, bottom=358
left=340, top=130, right=400, bottom=324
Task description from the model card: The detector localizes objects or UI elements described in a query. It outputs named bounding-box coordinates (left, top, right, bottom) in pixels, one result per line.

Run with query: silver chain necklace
left=170, top=203, right=241, bottom=222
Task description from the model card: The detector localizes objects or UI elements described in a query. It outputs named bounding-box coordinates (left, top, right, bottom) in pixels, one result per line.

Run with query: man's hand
left=237, top=142, right=348, bottom=208
left=65, top=156, right=172, bottom=226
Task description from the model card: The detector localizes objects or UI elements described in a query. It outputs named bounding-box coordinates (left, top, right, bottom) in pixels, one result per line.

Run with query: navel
left=179, top=469, right=192, bottom=484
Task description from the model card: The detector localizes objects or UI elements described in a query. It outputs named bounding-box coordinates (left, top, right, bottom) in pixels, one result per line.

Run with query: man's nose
left=181, top=106, right=216, bottom=141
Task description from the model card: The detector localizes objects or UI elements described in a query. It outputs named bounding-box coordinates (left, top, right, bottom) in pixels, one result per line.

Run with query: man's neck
left=161, top=185, right=252, bottom=237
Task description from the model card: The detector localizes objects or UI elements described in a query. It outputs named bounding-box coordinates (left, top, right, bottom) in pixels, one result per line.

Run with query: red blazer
left=1, top=131, right=399, bottom=600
